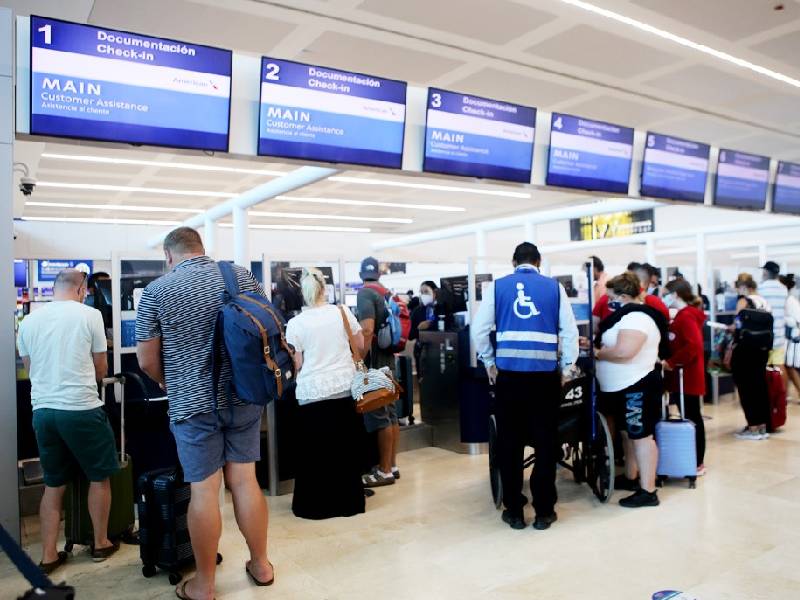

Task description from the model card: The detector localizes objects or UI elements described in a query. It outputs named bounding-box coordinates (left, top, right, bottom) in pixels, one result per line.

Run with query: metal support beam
left=0, top=7, right=19, bottom=541
left=233, top=206, right=249, bottom=267
left=372, top=199, right=662, bottom=250
left=645, top=239, right=656, bottom=265
left=148, top=166, right=338, bottom=248
left=524, top=220, right=535, bottom=244
left=696, top=232, right=707, bottom=300
left=204, top=216, right=217, bottom=259
left=758, top=244, right=768, bottom=269
left=475, top=230, right=487, bottom=273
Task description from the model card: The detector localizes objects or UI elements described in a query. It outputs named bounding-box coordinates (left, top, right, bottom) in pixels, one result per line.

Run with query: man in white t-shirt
left=17, top=269, right=120, bottom=574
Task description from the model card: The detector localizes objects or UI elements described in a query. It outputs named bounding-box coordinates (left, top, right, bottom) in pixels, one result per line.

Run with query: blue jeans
left=170, top=404, right=263, bottom=483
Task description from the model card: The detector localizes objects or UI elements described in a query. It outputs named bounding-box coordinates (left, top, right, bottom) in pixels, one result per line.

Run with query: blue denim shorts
left=363, top=401, right=398, bottom=434
left=170, top=404, right=263, bottom=483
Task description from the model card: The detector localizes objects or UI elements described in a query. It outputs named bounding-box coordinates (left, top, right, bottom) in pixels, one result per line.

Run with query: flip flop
left=175, top=580, right=215, bottom=600
left=246, top=561, right=275, bottom=586
left=39, top=551, right=68, bottom=575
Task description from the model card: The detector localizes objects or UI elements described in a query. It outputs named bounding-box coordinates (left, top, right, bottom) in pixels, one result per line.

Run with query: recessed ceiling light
left=40, top=153, right=287, bottom=177
left=328, top=176, right=530, bottom=198
left=36, top=181, right=235, bottom=198
left=25, top=201, right=204, bottom=214
left=249, top=210, right=412, bottom=224
left=219, top=223, right=371, bottom=233
left=559, top=0, right=800, bottom=89
left=275, top=195, right=465, bottom=212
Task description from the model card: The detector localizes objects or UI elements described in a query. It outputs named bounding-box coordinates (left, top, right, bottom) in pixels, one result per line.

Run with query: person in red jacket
left=661, top=279, right=707, bottom=476
left=592, top=262, right=670, bottom=328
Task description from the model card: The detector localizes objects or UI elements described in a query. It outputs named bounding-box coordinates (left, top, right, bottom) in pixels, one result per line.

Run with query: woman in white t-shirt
left=285, top=268, right=366, bottom=520
left=595, top=272, right=665, bottom=509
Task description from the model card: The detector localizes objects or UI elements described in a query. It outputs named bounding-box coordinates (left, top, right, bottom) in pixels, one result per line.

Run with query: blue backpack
left=212, top=261, right=295, bottom=406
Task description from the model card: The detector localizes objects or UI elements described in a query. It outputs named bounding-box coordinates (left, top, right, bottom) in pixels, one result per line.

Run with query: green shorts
left=32, top=407, right=120, bottom=487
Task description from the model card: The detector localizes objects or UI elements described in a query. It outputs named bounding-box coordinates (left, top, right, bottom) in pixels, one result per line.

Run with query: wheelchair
left=488, top=369, right=615, bottom=508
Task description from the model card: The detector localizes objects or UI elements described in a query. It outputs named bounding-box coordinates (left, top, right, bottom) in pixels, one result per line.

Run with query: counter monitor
left=30, top=16, right=232, bottom=151
left=423, top=88, right=535, bottom=183
left=546, top=113, right=634, bottom=194
left=258, top=57, right=406, bottom=169
left=641, top=133, right=710, bottom=203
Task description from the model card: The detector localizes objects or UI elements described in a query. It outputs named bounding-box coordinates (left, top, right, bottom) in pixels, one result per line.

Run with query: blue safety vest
left=494, top=267, right=560, bottom=372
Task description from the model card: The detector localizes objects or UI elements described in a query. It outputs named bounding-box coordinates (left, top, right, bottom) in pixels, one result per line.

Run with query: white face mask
left=420, top=293, right=434, bottom=307
left=662, top=293, right=676, bottom=308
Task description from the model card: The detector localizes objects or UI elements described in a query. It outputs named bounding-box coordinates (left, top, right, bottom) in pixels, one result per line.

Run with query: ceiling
left=6, top=0, right=800, bottom=240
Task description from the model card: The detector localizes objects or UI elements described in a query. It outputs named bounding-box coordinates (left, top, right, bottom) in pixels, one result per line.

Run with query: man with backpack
left=357, top=257, right=409, bottom=487
left=136, top=227, right=274, bottom=600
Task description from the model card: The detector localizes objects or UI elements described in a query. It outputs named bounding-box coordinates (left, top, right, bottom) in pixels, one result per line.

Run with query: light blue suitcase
left=655, top=369, right=697, bottom=489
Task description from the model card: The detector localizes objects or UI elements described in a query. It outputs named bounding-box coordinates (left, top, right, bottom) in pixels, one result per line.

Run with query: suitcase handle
left=100, top=372, right=151, bottom=464
left=662, top=366, right=685, bottom=421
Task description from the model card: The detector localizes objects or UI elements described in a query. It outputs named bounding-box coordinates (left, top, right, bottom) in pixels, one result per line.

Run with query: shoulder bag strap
left=338, top=305, right=360, bottom=366
left=217, top=261, right=240, bottom=297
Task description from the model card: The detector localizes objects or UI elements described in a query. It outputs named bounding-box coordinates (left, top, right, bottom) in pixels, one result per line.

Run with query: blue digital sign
left=546, top=113, right=634, bottom=194
left=37, top=259, right=93, bottom=282
left=715, top=149, right=770, bottom=210
left=641, top=133, right=709, bottom=203
left=423, top=88, right=535, bottom=183
left=30, top=16, right=232, bottom=151
left=258, top=58, right=406, bottom=169
left=773, top=161, right=800, bottom=215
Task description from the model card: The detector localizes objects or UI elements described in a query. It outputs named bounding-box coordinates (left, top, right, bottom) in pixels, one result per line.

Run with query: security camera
left=19, top=177, right=36, bottom=196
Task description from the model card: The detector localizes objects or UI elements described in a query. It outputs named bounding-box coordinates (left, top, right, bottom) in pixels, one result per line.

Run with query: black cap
left=762, top=261, right=780, bottom=276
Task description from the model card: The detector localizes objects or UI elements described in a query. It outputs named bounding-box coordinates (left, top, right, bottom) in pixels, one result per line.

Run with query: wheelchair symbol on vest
left=513, top=282, right=541, bottom=319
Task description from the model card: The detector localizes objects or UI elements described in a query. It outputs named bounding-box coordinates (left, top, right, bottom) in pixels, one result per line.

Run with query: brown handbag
left=338, top=306, right=403, bottom=414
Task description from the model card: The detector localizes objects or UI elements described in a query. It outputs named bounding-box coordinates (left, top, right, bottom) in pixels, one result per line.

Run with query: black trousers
left=731, top=345, right=770, bottom=427
left=494, top=369, right=560, bottom=517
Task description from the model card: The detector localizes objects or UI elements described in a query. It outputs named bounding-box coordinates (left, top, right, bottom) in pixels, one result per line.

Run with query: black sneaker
left=501, top=510, right=526, bottom=530
left=614, top=474, right=640, bottom=492
left=533, top=512, right=558, bottom=531
left=619, top=489, right=659, bottom=508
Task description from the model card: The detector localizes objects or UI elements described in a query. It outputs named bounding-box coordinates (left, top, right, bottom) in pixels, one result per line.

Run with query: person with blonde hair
left=285, top=268, right=367, bottom=519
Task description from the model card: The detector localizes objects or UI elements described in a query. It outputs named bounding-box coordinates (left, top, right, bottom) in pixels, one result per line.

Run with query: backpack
left=735, top=296, right=774, bottom=352
left=212, top=261, right=295, bottom=406
left=364, top=283, right=410, bottom=353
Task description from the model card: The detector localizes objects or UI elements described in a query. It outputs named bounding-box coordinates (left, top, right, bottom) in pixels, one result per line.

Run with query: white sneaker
left=735, top=429, right=765, bottom=441
left=696, top=465, right=707, bottom=477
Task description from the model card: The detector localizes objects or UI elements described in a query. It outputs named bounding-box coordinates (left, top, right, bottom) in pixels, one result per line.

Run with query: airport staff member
left=473, top=243, right=579, bottom=532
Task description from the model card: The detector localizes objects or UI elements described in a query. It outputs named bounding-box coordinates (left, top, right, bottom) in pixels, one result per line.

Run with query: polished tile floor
left=3, top=397, right=800, bottom=599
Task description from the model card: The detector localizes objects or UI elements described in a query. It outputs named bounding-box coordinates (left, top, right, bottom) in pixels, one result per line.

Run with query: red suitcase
left=766, top=366, right=787, bottom=432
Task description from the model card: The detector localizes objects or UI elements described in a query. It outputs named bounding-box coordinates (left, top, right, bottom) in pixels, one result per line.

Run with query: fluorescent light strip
left=275, top=195, right=465, bottom=213
left=37, top=181, right=235, bottom=198
left=26, top=201, right=406, bottom=223
left=22, top=216, right=371, bottom=233
left=220, top=223, right=371, bottom=233
left=40, top=153, right=286, bottom=177
left=559, top=0, right=800, bottom=89
left=329, top=175, right=530, bottom=198
left=26, top=201, right=204, bottom=214
left=249, top=210, right=411, bottom=224
left=23, top=216, right=183, bottom=226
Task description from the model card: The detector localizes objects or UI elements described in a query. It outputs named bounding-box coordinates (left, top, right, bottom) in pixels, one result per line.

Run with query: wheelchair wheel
left=589, top=412, right=615, bottom=503
left=488, top=414, right=503, bottom=509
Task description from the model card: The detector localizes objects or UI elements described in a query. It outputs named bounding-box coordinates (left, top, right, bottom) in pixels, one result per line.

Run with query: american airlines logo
left=172, top=76, right=219, bottom=90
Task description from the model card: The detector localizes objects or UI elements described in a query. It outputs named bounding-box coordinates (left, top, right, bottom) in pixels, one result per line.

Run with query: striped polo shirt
left=759, top=278, right=787, bottom=350
left=135, top=255, right=265, bottom=422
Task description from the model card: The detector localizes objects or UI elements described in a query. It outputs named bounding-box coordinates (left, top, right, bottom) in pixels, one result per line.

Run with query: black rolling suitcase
left=394, top=354, right=415, bottom=425
left=137, top=467, right=222, bottom=585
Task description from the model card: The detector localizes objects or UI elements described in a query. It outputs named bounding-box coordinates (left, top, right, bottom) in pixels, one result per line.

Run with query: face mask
left=420, top=293, right=434, bottom=307
left=608, top=301, right=622, bottom=311
left=662, top=293, right=676, bottom=308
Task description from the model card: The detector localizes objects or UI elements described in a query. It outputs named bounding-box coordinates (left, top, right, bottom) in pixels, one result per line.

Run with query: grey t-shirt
left=357, top=285, right=394, bottom=370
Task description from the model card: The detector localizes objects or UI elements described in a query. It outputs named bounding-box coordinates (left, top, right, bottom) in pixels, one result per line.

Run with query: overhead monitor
left=641, top=133, right=710, bottom=203
left=773, top=161, right=800, bottom=215
left=546, top=113, right=634, bottom=194
left=714, top=149, right=770, bottom=210
left=258, top=57, right=406, bottom=169
left=29, top=16, right=232, bottom=151
left=423, top=88, right=535, bottom=183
